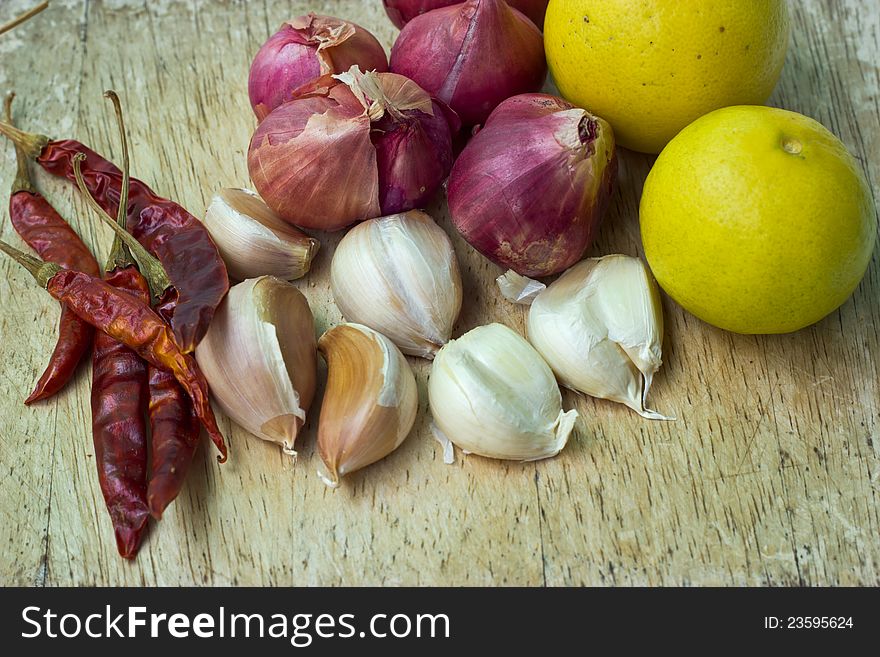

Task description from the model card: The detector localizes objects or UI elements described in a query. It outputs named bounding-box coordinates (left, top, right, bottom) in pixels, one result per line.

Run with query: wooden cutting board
left=0, top=0, right=877, bottom=586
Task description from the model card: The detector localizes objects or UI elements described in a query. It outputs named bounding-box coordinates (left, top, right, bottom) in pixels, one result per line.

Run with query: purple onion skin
left=248, top=90, right=381, bottom=231
left=389, top=0, right=547, bottom=126
left=383, top=0, right=549, bottom=30
left=447, top=94, right=617, bottom=278
left=248, top=30, right=322, bottom=119
left=373, top=100, right=458, bottom=213
left=249, top=72, right=459, bottom=230
left=383, top=0, right=449, bottom=29
left=248, top=17, right=388, bottom=121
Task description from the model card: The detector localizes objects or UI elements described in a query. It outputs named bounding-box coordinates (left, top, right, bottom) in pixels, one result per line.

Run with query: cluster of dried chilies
left=0, top=92, right=229, bottom=558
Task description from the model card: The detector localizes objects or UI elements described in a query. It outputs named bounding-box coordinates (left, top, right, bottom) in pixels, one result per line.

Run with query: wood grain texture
left=0, top=0, right=877, bottom=586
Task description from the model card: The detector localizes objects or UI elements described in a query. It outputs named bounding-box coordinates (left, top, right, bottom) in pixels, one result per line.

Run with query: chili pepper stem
left=4, top=93, right=37, bottom=195
left=0, top=1, right=48, bottom=37
left=102, top=90, right=134, bottom=272
left=0, top=117, right=49, bottom=160
left=72, top=153, right=171, bottom=298
left=0, top=238, right=61, bottom=287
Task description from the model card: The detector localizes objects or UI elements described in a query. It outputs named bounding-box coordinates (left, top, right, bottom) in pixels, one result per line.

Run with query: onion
left=447, top=94, right=617, bottom=277
left=389, top=0, right=547, bottom=126
left=248, top=14, right=388, bottom=121
left=383, top=0, right=549, bottom=30
left=507, top=0, right=550, bottom=28
left=247, top=66, right=459, bottom=231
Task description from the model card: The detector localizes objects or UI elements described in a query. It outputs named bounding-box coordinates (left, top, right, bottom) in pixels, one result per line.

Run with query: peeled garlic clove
left=330, top=209, right=462, bottom=359
left=526, top=255, right=671, bottom=420
left=195, top=276, right=318, bottom=456
left=203, top=188, right=319, bottom=282
left=428, top=323, right=578, bottom=461
left=317, top=323, right=418, bottom=487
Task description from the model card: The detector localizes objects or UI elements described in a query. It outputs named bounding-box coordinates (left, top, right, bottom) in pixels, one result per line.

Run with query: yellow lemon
left=544, top=0, right=790, bottom=153
left=640, top=105, right=875, bottom=334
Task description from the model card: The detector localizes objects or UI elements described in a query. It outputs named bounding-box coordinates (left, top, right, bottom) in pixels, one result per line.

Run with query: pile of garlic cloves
left=196, top=184, right=672, bottom=480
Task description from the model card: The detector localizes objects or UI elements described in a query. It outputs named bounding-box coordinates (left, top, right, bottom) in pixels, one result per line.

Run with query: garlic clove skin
left=496, top=269, right=546, bottom=305
left=195, top=276, right=318, bottom=456
left=317, top=323, right=418, bottom=487
left=526, top=255, right=671, bottom=420
left=330, top=209, right=462, bottom=359
left=428, top=323, right=578, bottom=461
left=204, top=188, right=319, bottom=282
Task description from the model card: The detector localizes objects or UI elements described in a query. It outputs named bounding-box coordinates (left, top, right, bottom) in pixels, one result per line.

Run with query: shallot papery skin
left=248, top=14, right=388, bottom=121
left=383, top=0, right=549, bottom=30
left=247, top=68, right=458, bottom=231
left=447, top=94, right=617, bottom=277
left=389, top=0, right=547, bottom=126
left=372, top=93, right=459, bottom=213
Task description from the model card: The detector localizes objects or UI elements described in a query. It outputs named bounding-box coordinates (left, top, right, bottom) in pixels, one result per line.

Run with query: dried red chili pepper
left=69, top=149, right=204, bottom=517
left=89, top=91, right=151, bottom=558
left=63, top=93, right=205, bottom=519
left=144, top=281, right=200, bottom=521
left=0, top=242, right=228, bottom=464
left=87, top=225, right=204, bottom=523
left=0, top=120, right=229, bottom=353
left=91, top=266, right=151, bottom=558
left=146, top=361, right=201, bottom=519
left=4, top=94, right=99, bottom=404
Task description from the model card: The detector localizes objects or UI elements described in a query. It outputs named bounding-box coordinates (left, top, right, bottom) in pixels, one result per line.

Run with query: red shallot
left=447, top=93, right=617, bottom=277
left=389, top=0, right=546, bottom=126
left=248, top=14, right=388, bottom=121
left=383, top=0, right=549, bottom=30
left=248, top=66, right=458, bottom=231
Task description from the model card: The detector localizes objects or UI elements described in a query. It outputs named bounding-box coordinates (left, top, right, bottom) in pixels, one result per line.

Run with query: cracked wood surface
left=0, top=0, right=878, bottom=586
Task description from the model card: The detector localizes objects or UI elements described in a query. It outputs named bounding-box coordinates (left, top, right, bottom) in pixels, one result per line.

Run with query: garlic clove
left=526, top=255, right=672, bottom=420
left=204, top=188, right=319, bottom=282
left=330, top=209, right=462, bottom=359
left=428, top=323, right=578, bottom=461
left=317, top=323, right=418, bottom=487
left=195, top=276, right=318, bottom=456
